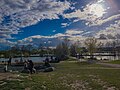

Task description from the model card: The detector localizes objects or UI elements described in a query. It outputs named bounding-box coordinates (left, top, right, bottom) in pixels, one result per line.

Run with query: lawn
left=105, top=60, right=120, bottom=64
left=0, top=60, right=120, bottom=90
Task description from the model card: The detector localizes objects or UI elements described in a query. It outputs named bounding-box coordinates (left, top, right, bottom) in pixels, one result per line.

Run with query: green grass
left=105, top=60, right=120, bottom=64
left=0, top=61, right=120, bottom=90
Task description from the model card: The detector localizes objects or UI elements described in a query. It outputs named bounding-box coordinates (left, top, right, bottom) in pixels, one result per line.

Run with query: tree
left=26, top=44, right=33, bottom=56
left=70, top=44, right=77, bottom=57
left=55, top=39, right=69, bottom=60
left=111, top=39, right=120, bottom=60
left=10, top=45, right=20, bottom=57
left=55, top=43, right=63, bottom=60
left=84, top=37, right=102, bottom=59
left=62, top=42, right=69, bottom=56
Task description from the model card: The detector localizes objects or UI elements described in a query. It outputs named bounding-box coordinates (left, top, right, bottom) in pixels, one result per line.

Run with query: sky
left=0, top=0, right=120, bottom=49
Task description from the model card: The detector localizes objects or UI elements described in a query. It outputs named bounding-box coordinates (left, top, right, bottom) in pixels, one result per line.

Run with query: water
left=0, top=57, right=46, bottom=63
left=85, top=56, right=119, bottom=60
left=0, top=55, right=119, bottom=63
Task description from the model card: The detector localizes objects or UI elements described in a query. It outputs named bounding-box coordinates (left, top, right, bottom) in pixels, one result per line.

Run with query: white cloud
left=0, top=0, right=119, bottom=47
left=65, top=29, right=83, bottom=35
left=97, top=0, right=104, bottom=3
left=52, top=30, right=56, bottom=33
left=63, top=6, right=106, bottom=26
left=73, top=19, right=80, bottom=23
left=16, top=29, right=85, bottom=46
left=0, top=28, right=16, bottom=39
left=0, top=34, right=12, bottom=39
left=17, top=19, right=120, bottom=47
left=0, top=0, right=72, bottom=39
left=96, top=20, right=120, bottom=39
left=63, top=2, right=120, bottom=26
left=63, top=9, right=86, bottom=19
left=61, top=23, right=70, bottom=27
left=89, top=14, right=120, bottom=26
left=0, top=38, right=14, bottom=46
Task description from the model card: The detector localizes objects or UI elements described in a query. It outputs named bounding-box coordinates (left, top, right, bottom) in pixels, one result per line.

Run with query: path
left=74, top=56, right=120, bottom=68
left=97, top=62, right=120, bottom=68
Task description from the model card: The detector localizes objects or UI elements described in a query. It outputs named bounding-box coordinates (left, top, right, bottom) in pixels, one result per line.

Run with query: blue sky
left=0, top=0, right=120, bottom=49
left=15, top=18, right=67, bottom=38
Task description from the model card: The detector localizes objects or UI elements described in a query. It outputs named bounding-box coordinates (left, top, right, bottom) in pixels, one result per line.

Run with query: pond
left=0, top=57, right=48, bottom=63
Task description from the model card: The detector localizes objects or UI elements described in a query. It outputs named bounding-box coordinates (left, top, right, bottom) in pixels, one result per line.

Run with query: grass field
left=105, top=60, right=120, bottom=64
left=0, top=60, right=120, bottom=90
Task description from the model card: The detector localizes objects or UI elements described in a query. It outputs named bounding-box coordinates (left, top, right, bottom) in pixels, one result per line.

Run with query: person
left=44, top=57, right=51, bottom=67
left=8, top=57, right=12, bottom=65
left=51, top=56, right=53, bottom=61
left=28, top=60, right=35, bottom=74
left=24, top=60, right=28, bottom=70
left=4, top=62, right=8, bottom=72
left=55, top=57, right=60, bottom=63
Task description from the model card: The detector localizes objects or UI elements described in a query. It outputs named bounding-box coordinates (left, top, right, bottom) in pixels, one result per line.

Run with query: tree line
left=0, top=37, right=120, bottom=60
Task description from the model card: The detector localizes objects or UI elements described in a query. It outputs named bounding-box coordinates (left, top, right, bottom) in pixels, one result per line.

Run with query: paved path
left=97, top=63, right=120, bottom=68
left=74, top=56, right=120, bottom=68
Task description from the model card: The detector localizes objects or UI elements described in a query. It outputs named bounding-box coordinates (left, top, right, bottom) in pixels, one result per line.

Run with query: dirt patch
left=0, top=73, right=18, bottom=80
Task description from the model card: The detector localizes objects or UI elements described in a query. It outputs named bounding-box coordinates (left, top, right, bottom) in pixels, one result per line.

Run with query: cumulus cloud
left=0, top=0, right=119, bottom=48
left=65, top=29, right=83, bottom=35
left=0, top=0, right=72, bottom=40
left=89, top=14, right=120, bottom=26
left=16, top=34, right=65, bottom=47
left=10, top=0, right=71, bottom=28
left=96, top=20, right=120, bottom=39
left=63, top=9, right=87, bottom=20
left=52, top=30, right=56, bottom=33
left=63, top=1, right=120, bottom=26
left=61, top=23, right=71, bottom=27
left=0, top=28, right=15, bottom=39
left=63, top=3, right=107, bottom=25
left=17, top=19, right=120, bottom=47
left=97, top=0, right=104, bottom=3
left=0, top=38, right=14, bottom=46
left=16, top=29, right=86, bottom=46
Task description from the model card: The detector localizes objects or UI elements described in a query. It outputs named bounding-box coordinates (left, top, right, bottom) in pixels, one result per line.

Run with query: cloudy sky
left=0, top=0, right=120, bottom=49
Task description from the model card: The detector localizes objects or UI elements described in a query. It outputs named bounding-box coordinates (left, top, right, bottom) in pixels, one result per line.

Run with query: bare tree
left=55, top=38, right=69, bottom=60
left=70, top=44, right=77, bottom=57
left=84, top=37, right=102, bottom=59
